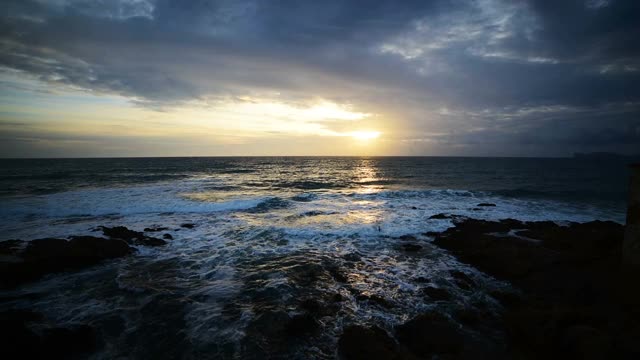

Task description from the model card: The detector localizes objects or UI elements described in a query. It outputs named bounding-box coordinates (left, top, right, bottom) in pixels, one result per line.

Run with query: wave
left=246, top=197, right=291, bottom=213
left=0, top=184, right=267, bottom=219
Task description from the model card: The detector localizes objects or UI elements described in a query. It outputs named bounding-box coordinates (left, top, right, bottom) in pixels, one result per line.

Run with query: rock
left=428, top=218, right=629, bottom=359
left=163, top=233, right=174, bottom=240
left=0, top=236, right=134, bottom=289
left=342, top=252, right=362, bottom=262
left=398, top=234, right=417, bottom=241
left=180, top=223, right=196, bottom=229
left=429, top=213, right=451, bottom=219
left=489, top=289, right=522, bottom=307
left=327, top=265, right=348, bottom=283
left=454, top=306, right=482, bottom=326
left=422, top=286, right=452, bottom=301
left=0, top=309, right=100, bottom=359
left=450, top=270, right=476, bottom=290
left=432, top=223, right=552, bottom=281
left=411, top=206, right=418, bottom=210
left=395, top=312, right=464, bottom=358
left=144, top=226, right=168, bottom=232
left=0, top=239, right=23, bottom=255
left=356, top=293, right=393, bottom=308
left=432, top=218, right=625, bottom=285
left=241, top=310, right=321, bottom=356
left=284, top=314, right=318, bottom=336
left=423, top=231, right=440, bottom=237
left=401, top=243, right=422, bottom=252
left=562, top=325, right=611, bottom=360
left=338, top=325, right=402, bottom=360
left=413, top=276, right=430, bottom=283
left=98, top=226, right=143, bottom=241
left=99, top=226, right=166, bottom=247
left=519, top=220, right=623, bottom=257
left=41, top=325, right=99, bottom=359
left=477, top=203, right=497, bottom=207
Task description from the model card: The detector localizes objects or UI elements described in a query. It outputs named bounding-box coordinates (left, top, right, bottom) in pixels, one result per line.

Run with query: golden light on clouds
left=348, top=131, right=381, bottom=140
left=0, top=73, right=388, bottom=155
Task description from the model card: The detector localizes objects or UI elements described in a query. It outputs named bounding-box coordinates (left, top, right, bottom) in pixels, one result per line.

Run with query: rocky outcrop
left=394, top=312, right=465, bottom=358
left=430, top=218, right=640, bottom=359
left=339, top=218, right=634, bottom=359
left=97, top=226, right=166, bottom=246
left=0, top=225, right=168, bottom=289
left=338, top=325, right=404, bottom=360
left=0, top=236, right=133, bottom=289
left=0, top=309, right=100, bottom=359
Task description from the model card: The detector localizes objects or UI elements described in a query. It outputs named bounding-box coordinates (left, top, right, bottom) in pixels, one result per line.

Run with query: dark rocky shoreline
left=1, top=218, right=637, bottom=359
left=339, top=217, right=640, bottom=360
left=0, top=226, right=167, bottom=290
left=0, top=226, right=171, bottom=359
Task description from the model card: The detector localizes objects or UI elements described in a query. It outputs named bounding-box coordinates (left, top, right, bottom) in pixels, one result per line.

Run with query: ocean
left=0, top=156, right=631, bottom=358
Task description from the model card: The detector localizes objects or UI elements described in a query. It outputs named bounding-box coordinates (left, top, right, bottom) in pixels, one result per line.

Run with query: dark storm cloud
left=0, top=0, right=639, bottom=155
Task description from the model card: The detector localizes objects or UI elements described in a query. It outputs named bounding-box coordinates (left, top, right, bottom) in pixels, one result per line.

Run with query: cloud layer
left=1, top=0, right=639, bottom=156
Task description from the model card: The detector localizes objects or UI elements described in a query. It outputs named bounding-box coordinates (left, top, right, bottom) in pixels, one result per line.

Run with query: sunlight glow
left=349, top=131, right=381, bottom=140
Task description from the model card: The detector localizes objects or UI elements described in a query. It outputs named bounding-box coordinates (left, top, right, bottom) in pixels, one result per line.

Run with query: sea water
left=0, top=157, right=629, bottom=358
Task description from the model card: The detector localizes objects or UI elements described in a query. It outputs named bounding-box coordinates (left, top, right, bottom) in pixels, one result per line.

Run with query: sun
left=350, top=131, right=381, bottom=140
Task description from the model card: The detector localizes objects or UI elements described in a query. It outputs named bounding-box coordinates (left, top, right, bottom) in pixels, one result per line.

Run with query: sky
left=0, top=0, right=639, bottom=157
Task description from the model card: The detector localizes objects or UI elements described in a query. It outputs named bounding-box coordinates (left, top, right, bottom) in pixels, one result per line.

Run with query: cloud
left=0, top=0, right=639, bottom=156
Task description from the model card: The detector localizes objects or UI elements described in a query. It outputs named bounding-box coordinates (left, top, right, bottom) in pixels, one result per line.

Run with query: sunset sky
left=1, top=0, right=639, bottom=157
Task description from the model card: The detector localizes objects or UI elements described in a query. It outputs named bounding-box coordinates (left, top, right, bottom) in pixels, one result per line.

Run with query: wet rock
left=99, top=315, right=126, bottom=337
left=395, top=312, right=464, bottom=358
left=398, top=234, right=417, bottom=241
left=450, top=270, right=476, bottom=290
left=300, top=298, right=322, bottom=313
left=454, top=306, right=482, bottom=326
left=413, top=276, right=430, bottom=283
left=429, top=213, right=451, bottom=219
left=0, top=236, right=134, bottom=289
left=356, top=293, right=393, bottom=308
left=338, top=325, right=402, bottom=360
left=422, top=286, right=452, bottom=301
left=1, top=309, right=100, bottom=359
left=284, top=313, right=318, bottom=336
left=180, top=223, right=196, bottom=229
left=430, top=218, right=630, bottom=358
left=411, top=206, right=418, bottom=210
left=423, top=231, right=440, bottom=237
left=327, top=265, right=348, bottom=283
left=98, top=226, right=142, bottom=240
left=144, top=226, right=168, bottom=232
left=162, top=233, right=174, bottom=240
left=241, top=310, right=321, bottom=356
left=489, top=289, right=522, bottom=307
left=401, top=243, right=422, bottom=252
left=98, top=226, right=166, bottom=247
left=477, top=203, right=497, bottom=207
left=433, top=222, right=553, bottom=281
left=519, top=220, right=623, bottom=257
left=41, top=325, right=99, bottom=359
left=0, top=239, right=23, bottom=255
left=561, top=325, right=612, bottom=360
left=342, top=252, right=362, bottom=262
